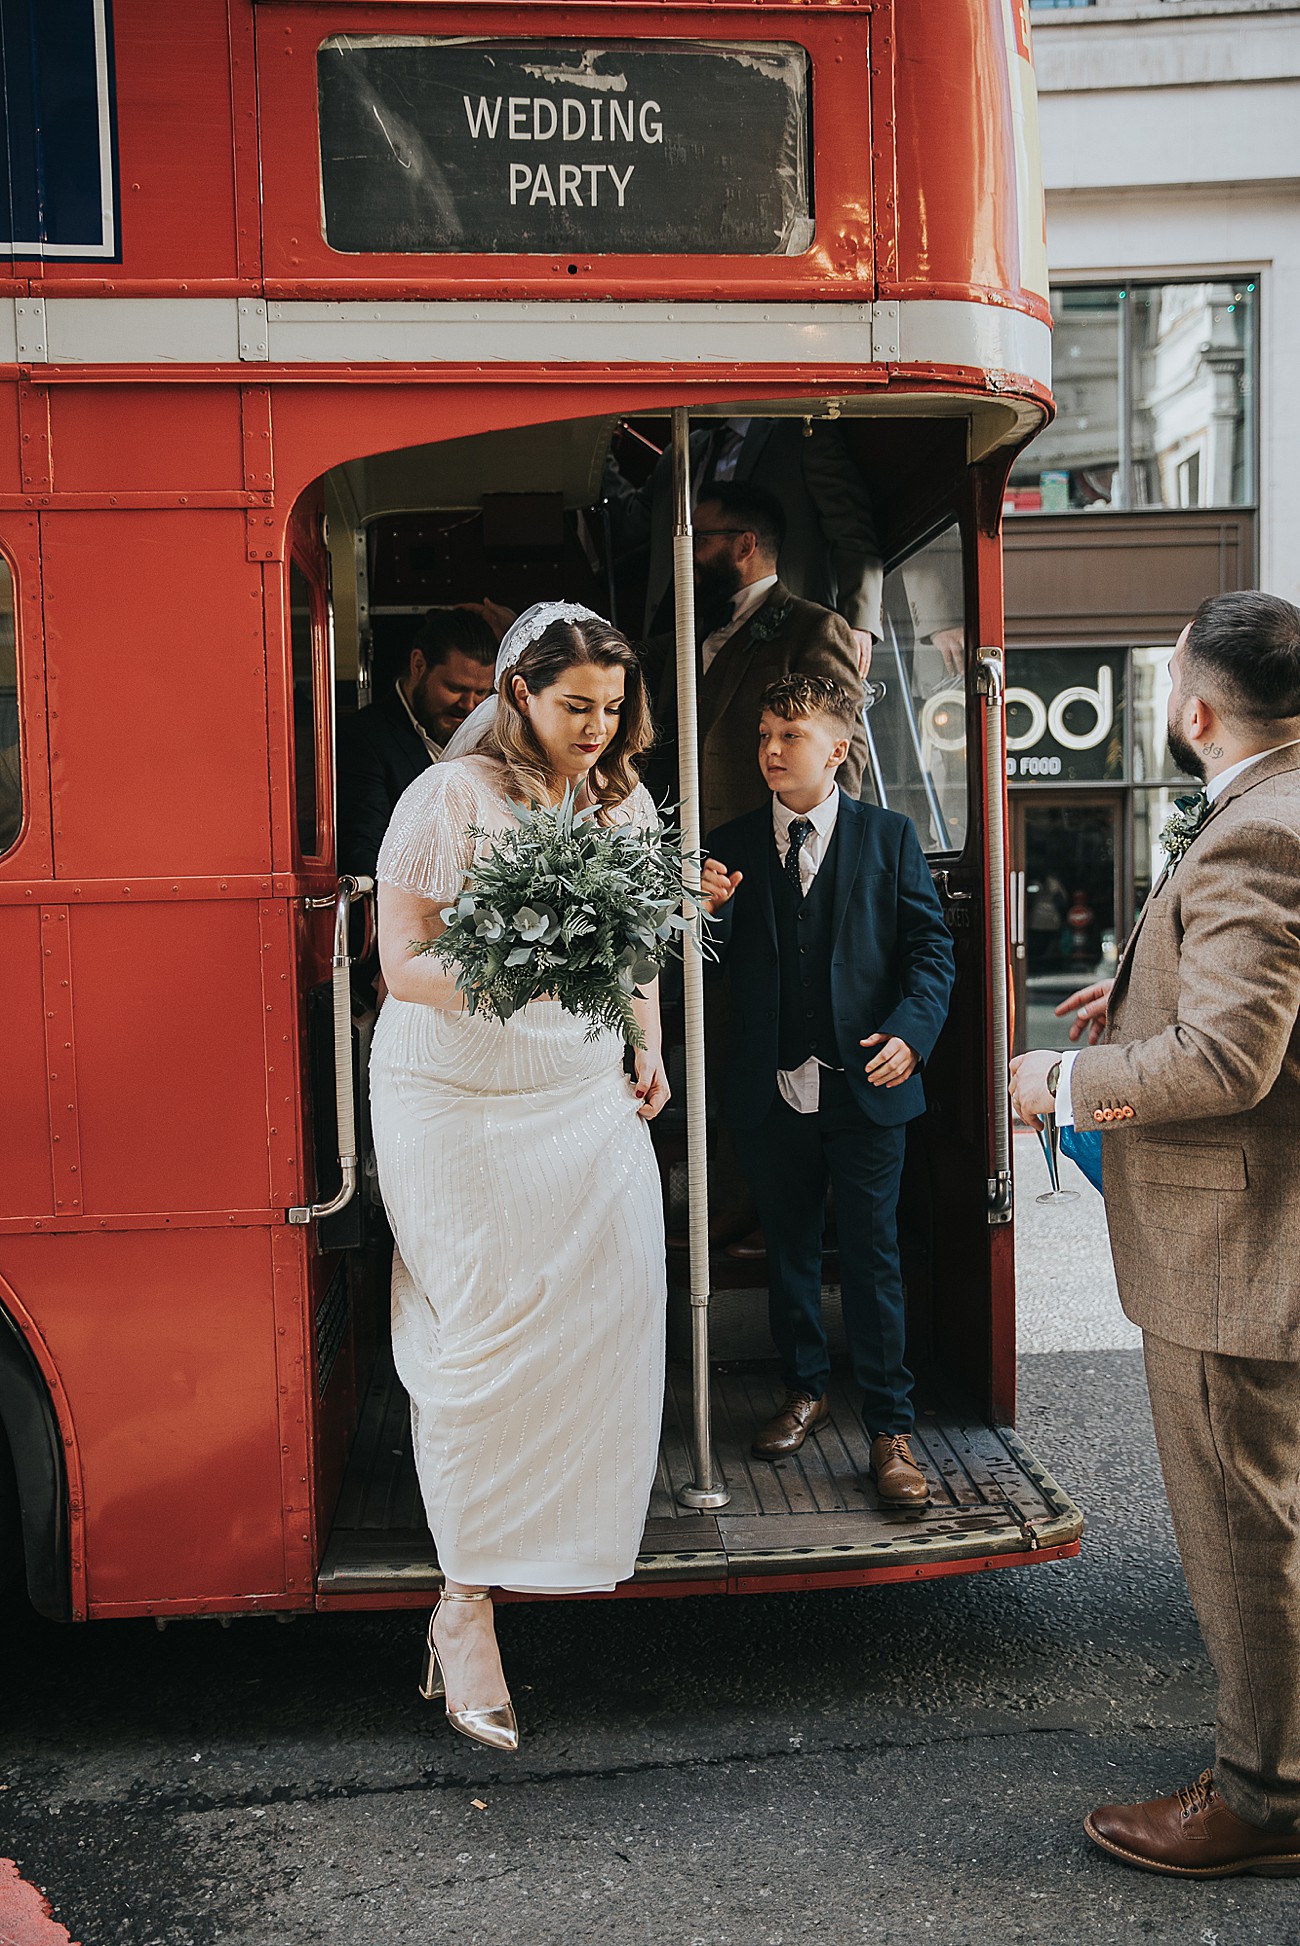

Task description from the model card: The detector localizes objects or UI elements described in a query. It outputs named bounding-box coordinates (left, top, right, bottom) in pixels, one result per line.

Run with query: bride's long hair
left=483, top=615, right=653, bottom=822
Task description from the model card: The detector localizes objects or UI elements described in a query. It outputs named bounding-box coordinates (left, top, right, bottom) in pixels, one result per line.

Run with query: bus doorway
left=298, top=403, right=1082, bottom=1606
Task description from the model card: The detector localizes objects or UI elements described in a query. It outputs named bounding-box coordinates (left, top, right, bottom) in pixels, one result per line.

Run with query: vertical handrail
left=977, top=649, right=1013, bottom=1224
left=288, top=874, right=374, bottom=1226
left=671, top=407, right=729, bottom=1511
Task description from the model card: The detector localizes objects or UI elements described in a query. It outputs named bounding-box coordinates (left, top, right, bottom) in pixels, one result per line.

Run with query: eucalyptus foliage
left=412, top=790, right=702, bottom=1046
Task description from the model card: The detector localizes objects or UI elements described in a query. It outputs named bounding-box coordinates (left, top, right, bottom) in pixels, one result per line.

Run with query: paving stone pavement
left=1, top=1140, right=1291, bottom=1944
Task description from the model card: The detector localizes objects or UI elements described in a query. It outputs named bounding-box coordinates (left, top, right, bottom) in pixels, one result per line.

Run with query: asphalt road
left=2, top=1138, right=1294, bottom=1945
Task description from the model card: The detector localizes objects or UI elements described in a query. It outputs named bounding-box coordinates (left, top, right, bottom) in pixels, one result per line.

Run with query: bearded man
left=338, top=607, right=496, bottom=880
left=643, top=480, right=867, bottom=836
left=1012, top=590, right=1300, bottom=1879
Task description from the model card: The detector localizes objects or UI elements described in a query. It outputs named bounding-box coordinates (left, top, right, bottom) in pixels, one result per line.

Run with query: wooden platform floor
left=318, top=1355, right=1082, bottom=1597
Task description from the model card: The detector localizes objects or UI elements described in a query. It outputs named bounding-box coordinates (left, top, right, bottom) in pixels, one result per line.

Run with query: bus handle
left=288, top=874, right=375, bottom=1227
left=976, top=649, right=1014, bottom=1226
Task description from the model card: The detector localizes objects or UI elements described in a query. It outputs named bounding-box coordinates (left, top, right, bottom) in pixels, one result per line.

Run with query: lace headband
left=442, top=599, right=610, bottom=763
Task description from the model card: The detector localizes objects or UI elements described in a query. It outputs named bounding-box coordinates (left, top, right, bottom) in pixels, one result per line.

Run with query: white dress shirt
left=395, top=678, right=444, bottom=763
left=701, top=571, right=778, bottom=673
left=1056, top=736, right=1300, bottom=1128
left=1205, top=736, right=1300, bottom=803
left=773, top=782, right=840, bottom=894
left=773, top=785, right=841, bottom=1114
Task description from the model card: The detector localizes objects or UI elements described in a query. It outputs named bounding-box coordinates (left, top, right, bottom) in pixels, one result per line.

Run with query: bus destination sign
left=317, top=39, right=813, bottom=257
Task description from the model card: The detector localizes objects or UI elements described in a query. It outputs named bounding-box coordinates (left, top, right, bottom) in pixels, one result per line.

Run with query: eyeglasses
left=692, top=527, right=750, bottom=541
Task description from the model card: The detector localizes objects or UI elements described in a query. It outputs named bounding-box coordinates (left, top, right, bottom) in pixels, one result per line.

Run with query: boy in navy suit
left=701, top=675, right=955, bottom=1504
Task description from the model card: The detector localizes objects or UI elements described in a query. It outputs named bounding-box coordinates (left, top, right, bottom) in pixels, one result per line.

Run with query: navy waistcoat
left=770, top=823, right=840, bottom=1072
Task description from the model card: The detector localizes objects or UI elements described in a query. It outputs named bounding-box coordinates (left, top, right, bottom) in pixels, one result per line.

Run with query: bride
left=369, top=602, right=670, bottom=1755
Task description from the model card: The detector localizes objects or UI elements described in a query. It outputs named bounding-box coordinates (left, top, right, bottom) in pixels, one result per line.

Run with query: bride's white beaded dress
left=370, top=752, right=667, bottom=1593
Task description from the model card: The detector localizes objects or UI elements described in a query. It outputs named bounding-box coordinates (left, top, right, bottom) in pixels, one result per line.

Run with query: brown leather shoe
left=751, top=1392, right=829, bottom=1459
left=1086, top=1770, right=1300, bottom=1877
left=724, top=1226, right=766, bottom=1261
left=869, top=1433, right=931, bottom=1505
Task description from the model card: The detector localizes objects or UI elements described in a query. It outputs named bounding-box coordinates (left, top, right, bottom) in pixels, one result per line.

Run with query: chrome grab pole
left=976, top=648, right=1013, bottom=1224
left=288, top=874, right=374, bottom=1226
left=671, top=406, right=729, bottom=1511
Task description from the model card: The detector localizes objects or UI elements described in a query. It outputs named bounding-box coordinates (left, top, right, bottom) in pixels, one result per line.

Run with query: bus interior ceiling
left=321, top=399, right=1024, bottom=702
left=314, top=398, right=1077, bottom=1598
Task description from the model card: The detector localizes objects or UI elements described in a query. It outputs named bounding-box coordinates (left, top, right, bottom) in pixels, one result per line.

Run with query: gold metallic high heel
left=419, top=1588, right=519, bottom=1754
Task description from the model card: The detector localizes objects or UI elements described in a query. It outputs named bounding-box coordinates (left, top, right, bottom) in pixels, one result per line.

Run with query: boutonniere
left=1158, top=790, right=1211, bottom=874
left=747, top=599, right=794, bottom=644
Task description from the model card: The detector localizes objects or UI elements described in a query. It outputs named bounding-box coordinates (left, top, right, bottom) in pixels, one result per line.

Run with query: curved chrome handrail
left=288, top=874, right=374, bottom=1227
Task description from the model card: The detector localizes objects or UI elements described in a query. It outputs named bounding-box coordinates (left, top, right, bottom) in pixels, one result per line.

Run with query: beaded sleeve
left=375, top=759, right=484, bottom=903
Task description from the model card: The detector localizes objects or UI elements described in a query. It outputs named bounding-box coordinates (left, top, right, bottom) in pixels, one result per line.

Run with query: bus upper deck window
left=289, top=561, right=320, bottom=858
left=866, top=523, right=968, bottom=857
left=316, top=39, right=813, bottom=258
left=0, top=558, right=20, bottom=857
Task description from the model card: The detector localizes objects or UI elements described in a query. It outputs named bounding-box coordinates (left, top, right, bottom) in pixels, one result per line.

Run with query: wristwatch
left=1046, top=1059, right=1061, bottom=1101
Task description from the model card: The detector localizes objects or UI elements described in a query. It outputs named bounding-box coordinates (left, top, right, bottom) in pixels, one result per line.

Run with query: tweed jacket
left=643, top=580, right=868, bottom=838
left=1069, top=743, right=1300, bottom=1357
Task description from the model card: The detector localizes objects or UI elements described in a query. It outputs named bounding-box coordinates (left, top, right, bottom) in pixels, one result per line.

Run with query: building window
left=1007, top=279, right=1258, bottom=514
left=0, top=556, right=21, bottom=856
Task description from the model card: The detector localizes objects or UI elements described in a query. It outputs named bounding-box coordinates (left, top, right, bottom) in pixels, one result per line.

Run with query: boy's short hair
left=759, top=673, right=858, bottom=734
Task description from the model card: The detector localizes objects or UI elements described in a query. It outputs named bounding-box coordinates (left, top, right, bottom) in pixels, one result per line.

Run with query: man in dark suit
left=337, top=608, right=496, bottom=880
left=702, top=675, right=954, bottom=1497
left=607, top=416, right=883, bottom=656
left=645, top=481, right=869, bottom=837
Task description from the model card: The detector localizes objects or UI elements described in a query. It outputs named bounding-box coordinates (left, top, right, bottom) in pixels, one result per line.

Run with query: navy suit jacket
left=705, top=791, right=956, bottom=1129
left=336, top=684, right=433, bottom=881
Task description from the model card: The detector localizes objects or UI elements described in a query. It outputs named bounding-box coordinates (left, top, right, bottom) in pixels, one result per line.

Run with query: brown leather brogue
left=1086, top=1770, right=1300, bottom=1878
left=724, top=1226, right=767, bottom=1262
left=751, top=1391, right=829, bottom=1460
left=869, top=1433, right=931, bottom=1505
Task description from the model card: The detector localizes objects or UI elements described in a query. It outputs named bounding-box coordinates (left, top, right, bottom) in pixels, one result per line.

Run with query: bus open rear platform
left=317, top=1354, right=1083, bottom=1605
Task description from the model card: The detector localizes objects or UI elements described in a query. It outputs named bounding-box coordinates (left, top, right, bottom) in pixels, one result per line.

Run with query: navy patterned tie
left=785, top=817, right=812, bottom=897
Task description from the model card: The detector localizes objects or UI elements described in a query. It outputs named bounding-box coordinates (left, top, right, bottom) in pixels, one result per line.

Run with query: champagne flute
left=1036, top=1112, right=1079, bottom=1206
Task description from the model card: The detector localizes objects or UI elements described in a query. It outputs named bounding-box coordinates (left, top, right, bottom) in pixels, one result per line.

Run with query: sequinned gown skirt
left=370, top=995, right=667, bottom=1594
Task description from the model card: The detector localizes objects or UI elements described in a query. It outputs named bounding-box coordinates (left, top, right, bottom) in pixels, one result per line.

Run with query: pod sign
left=921, top=651, right=1126, bottom=783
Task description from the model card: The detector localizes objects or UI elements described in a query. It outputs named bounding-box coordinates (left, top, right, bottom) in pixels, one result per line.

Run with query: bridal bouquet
left=412, top=791, right=701, bottom=1046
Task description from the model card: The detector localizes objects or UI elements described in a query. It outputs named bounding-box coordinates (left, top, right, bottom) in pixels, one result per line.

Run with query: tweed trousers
left=1143, top=1332, right=1300, bottom=1832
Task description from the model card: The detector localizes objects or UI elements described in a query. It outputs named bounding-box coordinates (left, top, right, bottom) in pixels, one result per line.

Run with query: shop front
left=1002, top=638, right=1253, bottom=1052
left=998, top=272, right=1259, bottom=1051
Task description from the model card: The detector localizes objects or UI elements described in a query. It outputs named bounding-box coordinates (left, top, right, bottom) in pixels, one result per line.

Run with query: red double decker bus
left=0, top=0, right=1079, bottom=1626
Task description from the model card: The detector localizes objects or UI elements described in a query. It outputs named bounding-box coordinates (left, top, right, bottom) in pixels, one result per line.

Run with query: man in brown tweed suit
left=642, top=478, right=867, bottom=837
left=1012, top=590, right=1300, bottom=1878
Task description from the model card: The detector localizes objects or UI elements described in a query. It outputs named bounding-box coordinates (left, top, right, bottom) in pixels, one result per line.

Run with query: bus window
left=289, top=560, right=321, bottom=857
left=0, top=557, right=20, bottom=856
left=864, top=523, right=967, bottom=856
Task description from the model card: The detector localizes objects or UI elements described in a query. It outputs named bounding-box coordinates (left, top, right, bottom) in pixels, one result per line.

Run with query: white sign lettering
left=509, top=161, right=635, bottom=208
left=922, top=664, right=1116, bottom=769
left=465, top=92, right=662, bottom=212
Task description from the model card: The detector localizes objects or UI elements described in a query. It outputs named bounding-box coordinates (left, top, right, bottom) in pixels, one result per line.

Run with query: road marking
left=0, top=1860, right=78, bottom=1946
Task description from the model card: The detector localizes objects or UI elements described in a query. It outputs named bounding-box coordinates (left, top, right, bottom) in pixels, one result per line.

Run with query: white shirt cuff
left=1055, top=1050, right=1079, bottom=1128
